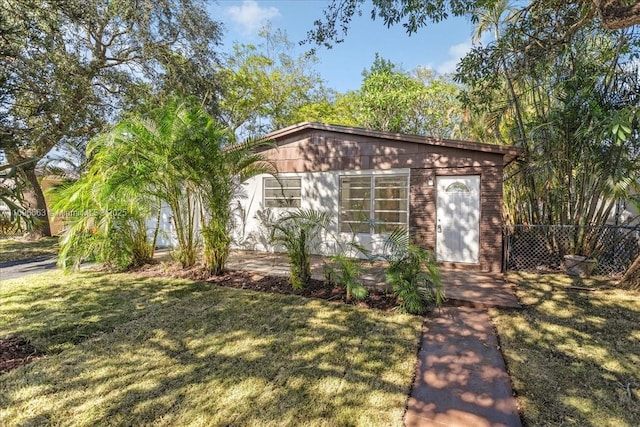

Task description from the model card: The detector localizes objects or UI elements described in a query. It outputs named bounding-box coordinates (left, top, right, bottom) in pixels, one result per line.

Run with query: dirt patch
left=1, top=337, right=43, bottom=374
left=134, top=263, right=399, bottom=311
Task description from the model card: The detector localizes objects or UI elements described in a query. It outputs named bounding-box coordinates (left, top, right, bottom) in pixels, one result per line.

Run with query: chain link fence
left=504, top=224, right=640, bottom=276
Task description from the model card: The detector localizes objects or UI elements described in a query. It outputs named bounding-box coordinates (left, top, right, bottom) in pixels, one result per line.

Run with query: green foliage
left=324, top=254, right=368, bottom=302
left=307, top=0, right=500, bottom=49
left=53, top=97, right=272, bottom=272
left=219, top=26, right=324, bottom=137
left=291, top=54, right=467, bottom=138
left=0, top=159, right=37, bottom=233
left=307, top=1, right=639, bottom=50
left=0, top=0, right=223, bottom=235
left=381, top=228, right=445, bottom=314
left=86, top=99, right=206, bottom=268
left=270, top=209, right=331, bottom=290
left=51, top=177, right=154, bottom=271
left=202, top=222, right=232, bottom=276
left=175, top=103, right=275, bottom=274
left=457, top=3, right=640, bottom=250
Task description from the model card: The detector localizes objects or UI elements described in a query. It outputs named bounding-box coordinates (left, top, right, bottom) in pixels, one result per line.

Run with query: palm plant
left=270, top=209, right=331, bottom=289
left=51, top=173, right=155, bottom=271
left=380, top=228, right=445, bottom=314
left=86, top=99, right=210, bottom=267
left=172, top=103, right=275, bottom=275
left=325, top=253, right=368, bottom=302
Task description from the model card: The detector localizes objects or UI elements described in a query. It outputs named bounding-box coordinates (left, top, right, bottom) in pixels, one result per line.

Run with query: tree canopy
left=307, top=0, right=640, bottom=49
left=0, top=0, right=223, bottom=235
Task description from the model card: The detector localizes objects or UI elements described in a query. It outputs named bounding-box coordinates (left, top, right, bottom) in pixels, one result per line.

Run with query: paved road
left=0, top=256, right=58, bottom=281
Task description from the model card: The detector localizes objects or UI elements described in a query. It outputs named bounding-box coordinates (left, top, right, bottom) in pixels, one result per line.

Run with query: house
left=231, top=122, right=521, bottom=273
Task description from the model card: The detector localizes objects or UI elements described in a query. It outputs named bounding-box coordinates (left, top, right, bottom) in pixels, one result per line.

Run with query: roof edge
left=262, top=122, right=523, bottom=163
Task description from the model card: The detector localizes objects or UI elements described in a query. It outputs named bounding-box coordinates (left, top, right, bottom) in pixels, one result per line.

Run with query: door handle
left=437, top=225, right=442, bottom=233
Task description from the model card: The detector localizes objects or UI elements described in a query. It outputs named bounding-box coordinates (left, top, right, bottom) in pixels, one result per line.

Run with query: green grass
left=0, top=237, right=59, bottom=263
left=0, top=271, right=422, bottom=426
left=492, top=272, right=640, bottom=427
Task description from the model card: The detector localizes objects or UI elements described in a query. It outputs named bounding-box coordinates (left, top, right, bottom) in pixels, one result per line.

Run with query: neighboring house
left=231, top=122, right=521, bottom=273
left=608, top=195, right=639, bottom=226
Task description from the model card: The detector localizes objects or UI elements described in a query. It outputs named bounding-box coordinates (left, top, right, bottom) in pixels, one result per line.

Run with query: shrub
left=52, top=178, right=155, bottom=271
left=381, top=228, right=445, bottom=314
left=270, top=209, right=331, bottom=289
left=324, top=254, right=368, bottom=302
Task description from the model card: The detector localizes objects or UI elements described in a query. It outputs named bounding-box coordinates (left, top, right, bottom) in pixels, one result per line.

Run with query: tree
left=457, top=2, right=640, bottom=256
left=219, top=26, right=324, bottom=138
left=0, top=0, right=222, bottom=236
left=358, top=57, right=466, bottom=137
left=286, top=89, right=360, bottom=127
left=307, top=0, right=640, bottom=49
left=53, top=98, right=275, bottom=273
left=181, top=106, right=276, bottom=275
left=65, top=99, right=207, bottom=268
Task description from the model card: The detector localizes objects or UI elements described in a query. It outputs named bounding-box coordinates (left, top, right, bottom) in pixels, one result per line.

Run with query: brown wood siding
left=263, top=129, right=506, bottom=272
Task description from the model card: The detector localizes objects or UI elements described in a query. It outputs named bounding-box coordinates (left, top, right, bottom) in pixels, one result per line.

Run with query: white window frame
left=263, top=176, right=302, bottom=208
left=339, top=171, right=410, bottom=235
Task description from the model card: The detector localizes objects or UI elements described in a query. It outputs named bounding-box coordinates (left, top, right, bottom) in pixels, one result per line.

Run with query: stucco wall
left=231, top=168, right=411, bottom=258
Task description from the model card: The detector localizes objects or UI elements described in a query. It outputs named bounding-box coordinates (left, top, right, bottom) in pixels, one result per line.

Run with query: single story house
left=231, top=122, right=521, bottom=273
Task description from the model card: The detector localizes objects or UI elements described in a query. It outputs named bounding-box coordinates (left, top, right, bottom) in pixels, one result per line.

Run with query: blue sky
left=209, top=0, right=480, bottom=92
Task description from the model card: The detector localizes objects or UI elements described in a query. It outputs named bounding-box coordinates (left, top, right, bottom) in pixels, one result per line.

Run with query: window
left=445, top=182, right=471, bottom=193
left=340, top=174, right=408, bottom=234
left=264, top=177, right=301, bottom=208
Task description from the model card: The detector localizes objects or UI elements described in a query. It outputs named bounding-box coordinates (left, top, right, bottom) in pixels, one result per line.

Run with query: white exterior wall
left=147, top=202, right=179, bottom=248
left=607, top=198, right=639, bottom=226
left=231, top=168, right=410, bottom=258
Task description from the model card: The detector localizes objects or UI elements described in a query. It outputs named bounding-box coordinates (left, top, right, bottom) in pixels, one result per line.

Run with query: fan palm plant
left=380, top=228, right=445, bottom=314
left=270, top=209, right=332, bottom=289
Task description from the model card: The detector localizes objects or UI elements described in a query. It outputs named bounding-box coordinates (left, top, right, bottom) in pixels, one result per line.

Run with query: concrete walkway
left=404, top=307, right=521, bottom=427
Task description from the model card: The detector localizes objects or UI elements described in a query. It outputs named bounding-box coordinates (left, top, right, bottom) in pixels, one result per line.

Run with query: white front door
left=436, top=175, right=480, bottom=263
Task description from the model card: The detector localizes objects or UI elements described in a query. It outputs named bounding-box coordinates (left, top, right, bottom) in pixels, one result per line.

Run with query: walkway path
left=404, top=307, right=521, bottom=427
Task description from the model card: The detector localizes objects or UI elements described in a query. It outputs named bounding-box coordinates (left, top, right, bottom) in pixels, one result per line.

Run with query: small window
left=445, top=182, right=471, bottom=193
left=264, top=177, right=301, bottom=208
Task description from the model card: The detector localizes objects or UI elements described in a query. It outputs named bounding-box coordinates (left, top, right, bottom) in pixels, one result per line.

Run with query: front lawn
left=0, top=271, right=422, bottom=426
left=493, top=272, right=640, bottom=427
left=0, top=237, right=59, bottom=263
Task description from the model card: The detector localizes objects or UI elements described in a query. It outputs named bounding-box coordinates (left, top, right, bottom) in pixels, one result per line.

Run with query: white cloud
left=226, top=0, right=280, bottom=36
left=436, top=40, right=473, bottom=75
left=436, top=34, right=489, bottom=75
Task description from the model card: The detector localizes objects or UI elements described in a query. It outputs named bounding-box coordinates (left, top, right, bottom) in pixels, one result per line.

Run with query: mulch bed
left=133, top=262, right=398, bottom=311
left=0, top=337, right=43, bottom=374
left=206, top=270, right=398, bottom=311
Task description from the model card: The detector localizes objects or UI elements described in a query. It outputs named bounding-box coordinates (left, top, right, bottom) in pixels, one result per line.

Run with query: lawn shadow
left=498, top=272, right=640, bottom=426
left=1, top=279, right=421, bottom=426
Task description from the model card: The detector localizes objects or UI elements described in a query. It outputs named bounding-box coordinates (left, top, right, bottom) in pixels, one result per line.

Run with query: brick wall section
left=261, top=129, right=509, bottom=272
left=479, top=165, right=504, bottom=273
left=409, top=169, right=436, bottom=252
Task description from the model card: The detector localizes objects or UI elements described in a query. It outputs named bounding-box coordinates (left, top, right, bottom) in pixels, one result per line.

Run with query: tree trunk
left=23, top=166, right=52, bottom=237
left=619, top=253, right=640, bottom=291
left=599, top=0, right=640, bottom=30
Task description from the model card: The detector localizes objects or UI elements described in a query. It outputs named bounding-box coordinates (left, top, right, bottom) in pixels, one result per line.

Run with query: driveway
left=0, top=256, right=58, bottom=281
